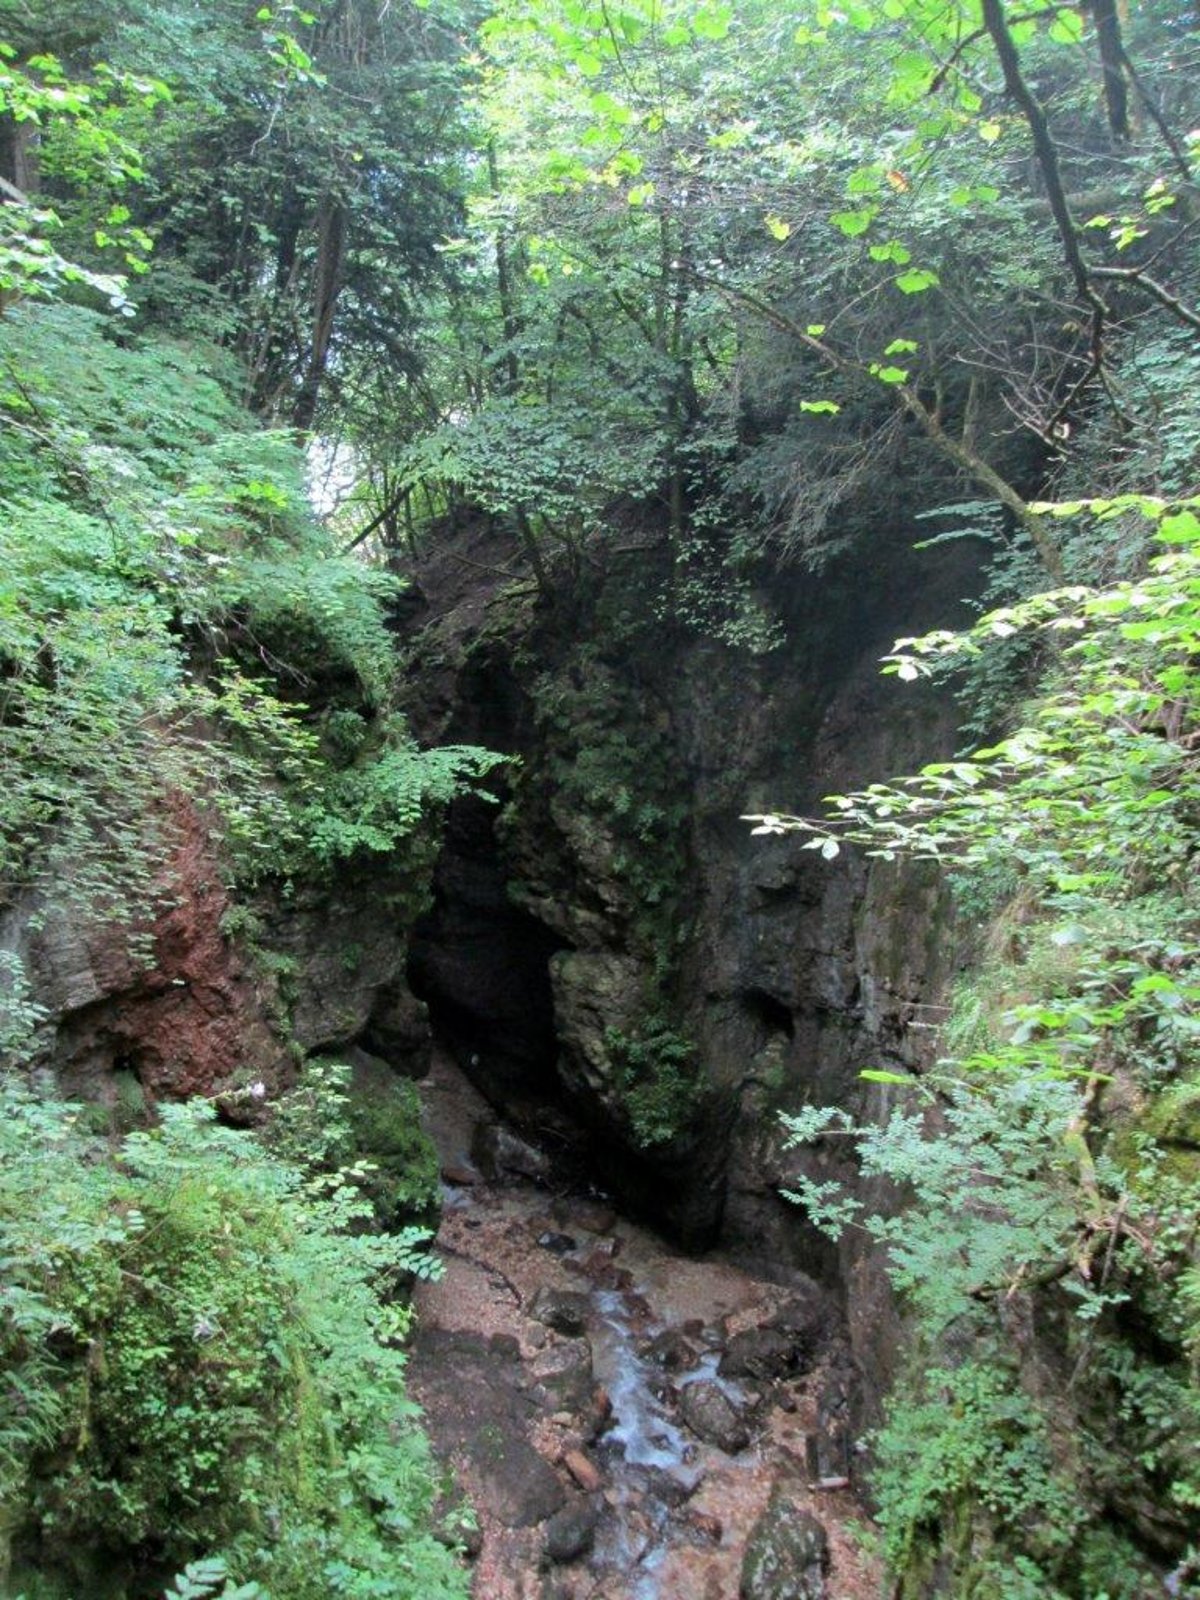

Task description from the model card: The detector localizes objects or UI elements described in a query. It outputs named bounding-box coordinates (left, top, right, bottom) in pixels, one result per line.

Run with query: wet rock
left=644, top=1465, right=700, bottom=1507
left=567, top=1252, right=632, bottom=1290
left=740, top=1491, right=829, bottom=1600
left=719, top=1327, right=800, bottom=1383
left=472, top=1120, right=555, bottom=1184
left=678, top=1379, right=751, bottom=1454
left=529, top=1337, right=595, bottom=1411
left=641, top=1327, right=701, bottom=1372
left=537, top=1231, right=579, bottom=1255
left=542, top=1495, right=601, bottom=1564
left=530, top=1286, right=591, bottom=1336
left=682, top=1509, right=724, bottom=1545
left=766, top=1292, right=830, bottom=1366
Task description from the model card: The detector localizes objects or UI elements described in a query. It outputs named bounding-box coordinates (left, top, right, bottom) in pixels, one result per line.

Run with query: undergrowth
left=766, top=497, right=1200, bottom=1597
left=0, top=1065, right=465, bottom=1600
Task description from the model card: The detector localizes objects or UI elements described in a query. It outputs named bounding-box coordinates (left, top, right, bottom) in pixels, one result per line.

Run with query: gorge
left=1, top=2, right=1198, bottom=1597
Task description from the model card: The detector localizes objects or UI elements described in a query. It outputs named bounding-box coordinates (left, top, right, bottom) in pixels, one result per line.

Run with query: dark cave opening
left=407, top=791, right=569, bottom=1128
left=741, top=987, right=796, bottom=1040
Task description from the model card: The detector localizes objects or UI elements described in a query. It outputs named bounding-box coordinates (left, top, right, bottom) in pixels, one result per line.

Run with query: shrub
left=0, top=1073, right=466, bottom=1600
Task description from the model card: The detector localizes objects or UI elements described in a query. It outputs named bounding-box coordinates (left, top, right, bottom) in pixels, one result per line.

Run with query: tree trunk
left=293, top=197, right=346, bottom=433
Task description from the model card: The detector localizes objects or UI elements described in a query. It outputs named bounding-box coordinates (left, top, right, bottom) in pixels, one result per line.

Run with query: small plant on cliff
left=265, top=1057, right=444, bottom=1243
left=0, top=303, right=500, bottom=921
left=604, top=1016, right=698, bottom=1148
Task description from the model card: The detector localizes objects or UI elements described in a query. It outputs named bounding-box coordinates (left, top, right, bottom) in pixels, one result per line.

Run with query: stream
left=407, top=1053, right=881, bottom=1600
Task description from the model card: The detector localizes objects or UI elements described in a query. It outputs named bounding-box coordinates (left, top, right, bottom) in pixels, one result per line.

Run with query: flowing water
left=408, top=1052, right=880, bottom=1600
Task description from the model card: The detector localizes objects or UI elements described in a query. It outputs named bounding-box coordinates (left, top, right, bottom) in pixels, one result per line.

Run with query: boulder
left=537, top=1230, right=579, bottom=1255
left=719, top=1326, right=800, bottom=1383
left=641, top=1327, right=701, bottom=1372
left=530, top=1286, right=591, bottom=1337
left=529, top=1337, right=596, bottom=1412
left=678, top=1380, right=751, bottom=1454
left=471, top=1120, right=555, bottom=1184
left=740, top=1490, right=829, bottom=1600
left=542, top=1496, right=601, bottom=1564
left=561, top=1448, right=603, bottom=1492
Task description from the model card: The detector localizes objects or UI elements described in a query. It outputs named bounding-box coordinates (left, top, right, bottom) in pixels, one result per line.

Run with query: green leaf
left=1158, top=511, right=1200, bottom=544
left=692, top=6, right=732, bottom=41
left=895, top=268, right=939, bottom=294
left=885, top=338, right=919, bottom=355
left=800, top=399, right=841, bottom=414
left=1048, top=11, right=1085, bottom=43
left=831, top=207, right=876, bottom=237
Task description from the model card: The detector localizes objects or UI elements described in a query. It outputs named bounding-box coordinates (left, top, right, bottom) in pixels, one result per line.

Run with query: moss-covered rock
left=345, top=1050, right=442, bottom=1230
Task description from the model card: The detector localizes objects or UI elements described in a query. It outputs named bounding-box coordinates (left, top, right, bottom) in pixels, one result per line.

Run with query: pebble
left=561, top=1448, right=603, bottom=1492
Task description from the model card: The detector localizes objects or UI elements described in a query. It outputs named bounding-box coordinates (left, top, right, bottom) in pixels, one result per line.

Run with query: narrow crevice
left=408, top=792, right=569, bottom=1122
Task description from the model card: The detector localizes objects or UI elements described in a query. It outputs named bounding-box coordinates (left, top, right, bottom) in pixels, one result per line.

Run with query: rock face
left=401, top=520, right=973, bottom=1417
left=1, top=793, right=433, bottom=1111
left=408, top=1329, right=567, bottom=1528
left=0, top=798, right=288, bottom=1106
left=678, top=1379, right=752, bottom=1454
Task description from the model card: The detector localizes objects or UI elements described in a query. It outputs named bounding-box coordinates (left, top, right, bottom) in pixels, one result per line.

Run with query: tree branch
left=679, top=267, right=1066, bottom=580
left=1089, top=265, right=1200, bottom=337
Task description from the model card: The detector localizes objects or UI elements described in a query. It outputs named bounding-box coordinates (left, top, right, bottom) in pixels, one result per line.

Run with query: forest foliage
left=1, top=0, right=1198, bottom=1596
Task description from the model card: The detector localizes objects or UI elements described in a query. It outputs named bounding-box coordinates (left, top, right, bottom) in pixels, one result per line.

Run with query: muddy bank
left=409, top=1054, right=882, bottom=1599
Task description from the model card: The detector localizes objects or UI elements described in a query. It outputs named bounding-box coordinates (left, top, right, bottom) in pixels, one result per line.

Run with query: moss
left=345, top=1074, right=441, bottom=1230
left=1141, top=1076, right=1200, bottom=1150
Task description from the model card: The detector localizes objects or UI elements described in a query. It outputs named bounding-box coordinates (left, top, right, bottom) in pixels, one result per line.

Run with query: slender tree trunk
left=293, top=197, right=346, bottom=433
left=487, top=138, right=521, bottom=395
left=1088, top=0, right=1130, bottom=140
left=0, top=116, right=38, bottom=196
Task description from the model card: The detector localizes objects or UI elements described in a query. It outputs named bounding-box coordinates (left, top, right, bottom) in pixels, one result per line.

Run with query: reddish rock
left=684, top=1510, right=724, bottom=1545
left=562, top=1449, right=603, bottom=1493
left=48, top=794, right=287, bottom=1105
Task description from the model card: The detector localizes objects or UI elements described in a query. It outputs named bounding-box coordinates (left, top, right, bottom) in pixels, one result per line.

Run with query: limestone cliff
left=400, top=517, right=979, bottom=1407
